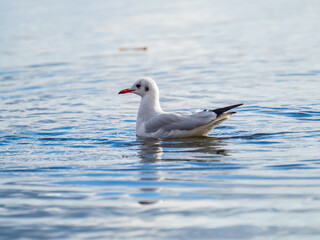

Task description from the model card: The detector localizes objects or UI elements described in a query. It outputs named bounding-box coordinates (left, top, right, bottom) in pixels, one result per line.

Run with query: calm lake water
left=1, top=0, right=320, bottom=239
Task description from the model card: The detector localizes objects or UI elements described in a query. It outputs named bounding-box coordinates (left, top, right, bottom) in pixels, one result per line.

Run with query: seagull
left=119, top=77, right=242, bottom=138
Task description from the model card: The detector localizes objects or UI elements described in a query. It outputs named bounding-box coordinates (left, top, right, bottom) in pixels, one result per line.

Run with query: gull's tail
left=210, top=103, right=243, bottom=117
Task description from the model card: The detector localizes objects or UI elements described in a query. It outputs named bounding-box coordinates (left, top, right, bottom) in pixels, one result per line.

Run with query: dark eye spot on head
left=145, top=86, right=149, bottom=91
left=136, top=83, right=141, bottom=88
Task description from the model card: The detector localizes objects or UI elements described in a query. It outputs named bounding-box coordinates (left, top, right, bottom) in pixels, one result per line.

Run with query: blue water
left=1, top=0, right=320, bottom=239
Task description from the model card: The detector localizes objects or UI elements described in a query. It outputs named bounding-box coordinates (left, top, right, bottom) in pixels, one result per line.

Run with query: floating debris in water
left=119, top=46, right=148, bottom=51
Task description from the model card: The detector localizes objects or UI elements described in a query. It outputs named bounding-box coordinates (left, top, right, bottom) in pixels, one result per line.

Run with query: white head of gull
left=119, top=77, right=242, bottom=138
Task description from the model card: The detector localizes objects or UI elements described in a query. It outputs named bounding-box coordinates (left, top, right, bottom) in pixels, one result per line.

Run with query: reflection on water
left=137, top=137, right=228, bottom=205
left=138, top=137, right=228, bottom=162
left=138, top=138, right=164, bottom=163
left=137, top=139, right=163, bottom=205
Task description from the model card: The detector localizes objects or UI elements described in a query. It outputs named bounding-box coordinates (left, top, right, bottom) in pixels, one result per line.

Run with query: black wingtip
left=210, top=103, right=243, bottom=117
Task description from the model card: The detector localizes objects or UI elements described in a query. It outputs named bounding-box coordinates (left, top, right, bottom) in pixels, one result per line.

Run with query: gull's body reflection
left=138, top=138, right=164, bottom=163
left=136, top=137, right=228, bottom=205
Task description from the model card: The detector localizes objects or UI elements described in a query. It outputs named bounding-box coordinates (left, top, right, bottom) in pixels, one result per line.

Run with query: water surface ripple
left=1, top=0, right=320, bottom=239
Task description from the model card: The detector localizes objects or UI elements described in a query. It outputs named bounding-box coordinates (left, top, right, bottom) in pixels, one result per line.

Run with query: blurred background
left=1, top=0, right=320, bottom=239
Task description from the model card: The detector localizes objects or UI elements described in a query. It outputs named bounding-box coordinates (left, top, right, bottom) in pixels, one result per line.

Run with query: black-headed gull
left=119, top=77, right=242, bottom=138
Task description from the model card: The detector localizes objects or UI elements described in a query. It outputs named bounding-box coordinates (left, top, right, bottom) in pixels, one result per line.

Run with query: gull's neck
left=138, top=91, right=162, bottom=120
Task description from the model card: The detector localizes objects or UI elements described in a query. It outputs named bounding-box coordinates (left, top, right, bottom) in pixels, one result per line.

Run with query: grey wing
left=145, top=111, right=217, bottom=133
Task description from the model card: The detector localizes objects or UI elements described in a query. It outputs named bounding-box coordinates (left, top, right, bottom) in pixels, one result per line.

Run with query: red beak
left=118, top=88, right=134, bottom=94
